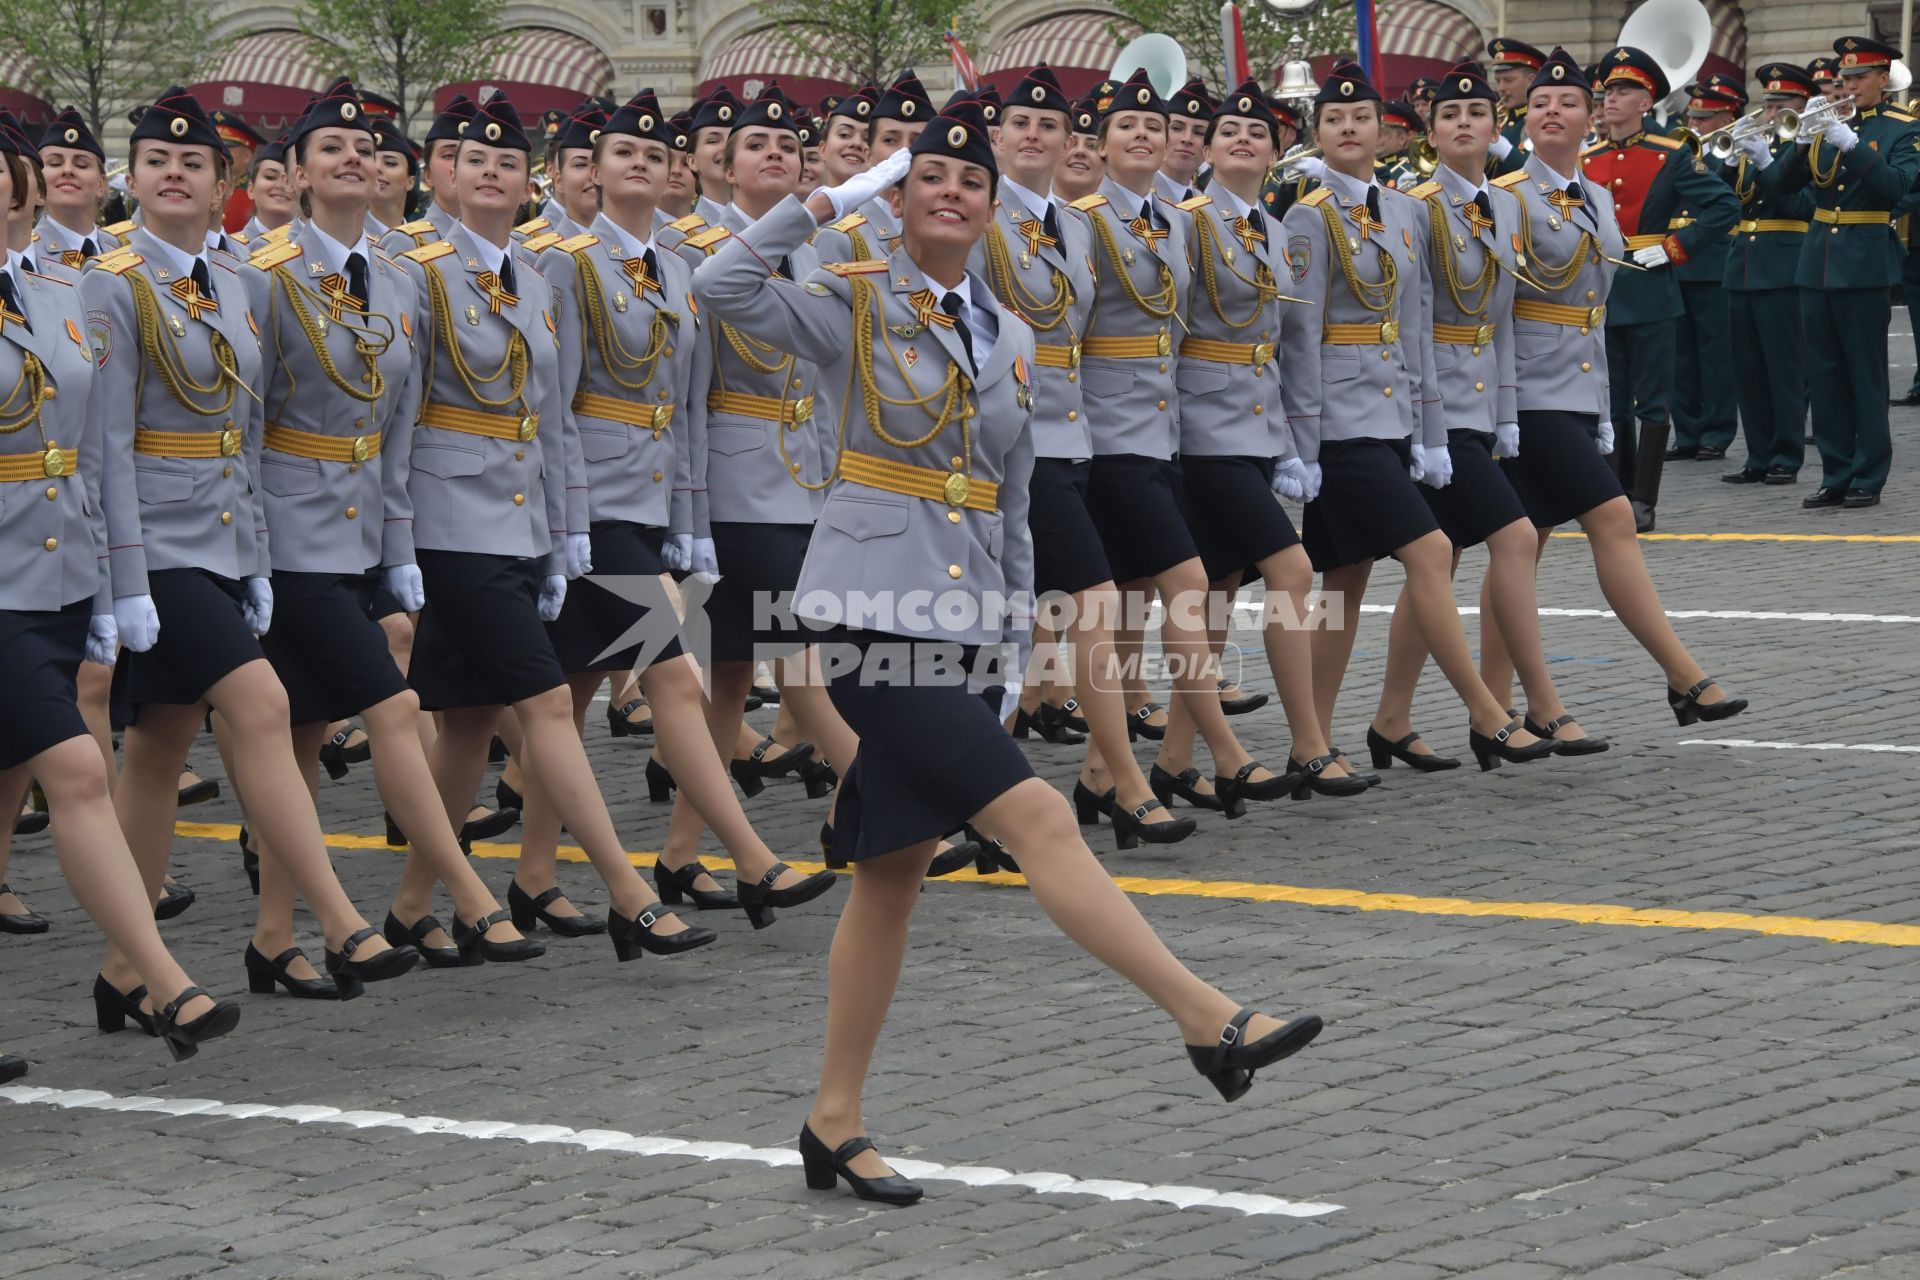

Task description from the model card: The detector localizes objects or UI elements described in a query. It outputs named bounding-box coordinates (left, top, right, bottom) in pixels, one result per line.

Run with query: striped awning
left=982, top=11, right=1139, bottom=99
left=1377, top=0, right=1480, bottom=67
left=701, top=26, right=840, bottom=84
left=472, top=27, right=614, bottom=102
left=189, top=30, right=340, bottom=129
left=1705, top=0, right=1747, bottom=77
left=0, top=45, right=50, bottom=129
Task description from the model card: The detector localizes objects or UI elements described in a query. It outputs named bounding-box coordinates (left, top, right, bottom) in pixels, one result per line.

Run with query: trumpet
left=1794, top=94, right=1856, bottom=143
left=1273, top=143, right=1321, bottom=182
left=1407, top=135, right=1439, bottom=178
left=1701, top=106, right=1800, bottom=159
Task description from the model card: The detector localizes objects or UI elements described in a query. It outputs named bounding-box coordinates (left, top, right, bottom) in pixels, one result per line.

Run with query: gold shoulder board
left=554, top=233, right=598, bottom=254
left=1300, top=187, right=1334, bottom=207
left=1645, top=135, right=1683, bottom=150
left=231, top=231, right=250, bottom=246
left=1175, top=194, right=1212, bottom=211
left=1407, top=180, right=1442, bottom=200
left=821, top=260, right=888, bottom=276
left=684, top=227, right=732, bottom=252
left=101, top=220, right=135, bottom=238
left=668, top=213, right=707, bottom=233
left=516, top=217, right=550, bottom=235
left=94, top=249, right=143, bottom=275
left=1887, top=109, right=1916, bottom=123
left=402, top=240, right=456, bottom=264
left=1068, top=194, right=1108, bottom=212
left=1492, top=171, right=1530, bottom=190
left=395, top=218, right=435, bottom=235
left=522, top=232, right=564, bottom=254
left=829, top=212, right=869, bottom=232
left=249, top=240, right=302, bottom=271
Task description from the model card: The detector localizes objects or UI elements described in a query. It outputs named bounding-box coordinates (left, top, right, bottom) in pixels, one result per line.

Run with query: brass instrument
left=1700, top=106, right=1799, bottom=159
left=1273, top=143, right=1321, bottom=184
left=1407, top=135, right=1439, bottom=178
left=1794, top=94, right=1856, bottom=143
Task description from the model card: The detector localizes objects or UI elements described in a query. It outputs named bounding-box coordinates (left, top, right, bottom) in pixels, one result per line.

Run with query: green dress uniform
left=1670, top=148, right=1739, bottom=456
left=1493, top=105, right=1530, bottom=178
left=1722, top=139, right=1813, bottom=479
left=1757, top=91, right=1920, bottom=503
left=1899, top=216, right=1920, bottom=402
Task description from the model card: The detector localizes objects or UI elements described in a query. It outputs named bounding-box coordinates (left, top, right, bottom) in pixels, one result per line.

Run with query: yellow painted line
left=177, top=821, right=1920, bottom=949
left=1549, top=531, right=1920, bottom=544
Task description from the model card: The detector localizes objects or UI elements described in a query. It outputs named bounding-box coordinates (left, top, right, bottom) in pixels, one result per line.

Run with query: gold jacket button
left=1254, top=404, right=1264, bottom=414
left=355, top=418, right=367, bottom=429
left=1831, top=227, right=1840, bottom=235
left=655, top=470, right=666, bottom=481
left=345, top=506, right=358, bottom=519
left=1587, top=290, right=1597, bottom=301
left=947, top=564, right=963, bottom=579
left=45, top=486, right=57, bottom=501
left=1156, top=399, right=1167, bottom=410
left=1066, top=372, right=1077, bottom=383
left=947, top=511, right=961, bottom=524
left=515, top=450, right=526, bottom=461
left=658, top=389, right=670, bottom=400
left=664, top=346, right=675, bottom=357
left=950, top=455, right=964, bottom=468
left=1383, top=387, right=1393, bottom=397
left=43, top=537, right=57, bottom=551
left=1581, top=361, right=1592, bottom=372
left=41, top=386, right=55, bottom=401
left=789, top=462, right=801, bottom=474
left=222, top=465, right=233, bottom=478
left=1158, top=362, right=1168, bottom=374
left=1066, top=410, right=1078, bottom=422
left=220, top=511, right=232, bottom=525
left=1470, top=346, right=1481, bottom=356
left=1474, top=382, right=1485, bottom=392
left=513, top=493, right=525, bottom=506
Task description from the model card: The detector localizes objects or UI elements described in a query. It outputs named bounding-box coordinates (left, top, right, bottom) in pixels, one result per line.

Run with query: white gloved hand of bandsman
left=1631, top=243, right=1671, bottom=269
left=565, top=533, right=593, bottom=580
left=384, top=563, right=426, bottom=613
left=113, top=595, right=160, bottom=652
left=663, top=533, right=692, bottom=572
left=1420, top=443, right=1454, bottom=489
left=1407, top=442, right=1429, bottom=483
left=1736, top=132, right=1773, bottom=167
left=1287, top=155, right=1327, bottom=184
left=817, top=149, right=912, bottom=220
left=243, top=577, right=274, bottom=636
left=1596, top=420, right=1615, bottom=455
left=1271, top=457, right=1311, bottom=501
left=995, top=640, right=1022, bottom=725
left=1490, top=135, right=1515, bottom=161
left=86, top=613, right=118, bottom=667
left=1822, top=113, right=1858, bottom=152
left=1494, top=422, right=1520, bottom=458
left=538, top=576, right=568, bottom=622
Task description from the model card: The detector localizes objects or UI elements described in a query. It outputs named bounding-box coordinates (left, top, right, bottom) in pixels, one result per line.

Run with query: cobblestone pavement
left=5, top=402, right=1920, bottom=1279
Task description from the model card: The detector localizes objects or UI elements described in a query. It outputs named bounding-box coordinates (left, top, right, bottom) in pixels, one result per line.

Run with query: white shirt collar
left=1319, top=165, right=1378, bottom=206
left=1437, top=162, right=1489, bottom=203
left=604, top=216, right=655, bottom=261
left=1532, top=156, right=1580, bottom=190
left=142, top=231, right=206, bottom=282
left=4, top=249, right=28, bottom=277
left=1210, top=183, right=1255, bottom=220
left=1000, top=177, right=1051, bottom=222
left=305, top=221, right=369, bottom=275
left=457, top=222, right=507, bottom=274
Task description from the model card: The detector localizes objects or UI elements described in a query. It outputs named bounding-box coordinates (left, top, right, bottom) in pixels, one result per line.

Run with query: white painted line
left=0, top=1085, right=1343, bottom=1219
left=1680, top=738, right=1920, bottom=755
left=1226, top=602, right=1920, bottom=624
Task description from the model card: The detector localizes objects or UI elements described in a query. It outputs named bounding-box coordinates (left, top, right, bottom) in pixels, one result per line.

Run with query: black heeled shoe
left=452, top=910, right=547, bottom=963
left=1213, top=763, right=1292, bottom=820
left=244, top=944, right=340, bottom=1000
left=1072, top=779, right=1115, bottom=826
left=730, top=738, right=813, bottom=798
left=796, top=756, right=838, bottom=799
left=1468, top=720, right=1558, bottom=772
left=317, top=725, right=363, bottom=781
left=799, top=1123, right=924, bottom=1205
left=738, top=862, right=837, bottom=930
left=645, top=756, right=676, bottom=803
left=752, top=677, right=779, bottom=707
left=154, top=881, right=195, bottom=921
left=820, top=820, right=844, bottom=870
left=1217, top=679, right=1271, bottom=716
left=1668, top=677, right=1748, bottom=728
left=607, top=697, right=652, bottom=738
left=12, top=808, right=47, bottom=836
left=488, top=735, right=509, bottom=764
left=0, top=884, right=49, bottom=935
left=742, top=691, right=764, bottom=713
left=1365, top=726, right=1460, bottom=772
left=1285, top=755, right=1373, bottom=799
left=927, top=838, right=980, bottom=878
left=969, top=824, right=1019, bottom=874
left=1149, top=764, right=1225, bottom=813
left=154, top=986, right=242, bottom=1063
left=239, top=827, right=260, bottom=895
left=509, top=880, right=608, bottom=935
left=1056, top=697, right=1088, bottom=733
left=1524, top=715, right=1611, bottom=756
left=92, top=974, right=158, bottom=1036
left=323, top=928, right=419, bottom=999
left=177, top=776, right=220, bottom=807
left=494, top=778, right=523, bottom=813
left=1109, top=798, right=1198, bottom=850
left=385, top=813, right=407, bottom=848
left=1330, top=748, right=1381, bottom=788
left=1187, top=1009, right=1325, bottom=1102
left=460, top=805, right=518, bottom=855
left=651, top=861, right=740, bottom=911
left=1015, top=703, right=1087, bottom=745
left=1125, top=702, right=1168, bottom=742
left=607, top=905, right=716, bottom=961
left=384, top=912, right=466, bottom=969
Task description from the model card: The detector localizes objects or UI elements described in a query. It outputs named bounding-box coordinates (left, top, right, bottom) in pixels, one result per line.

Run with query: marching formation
left=25, top=25, right=1910, bottom=1206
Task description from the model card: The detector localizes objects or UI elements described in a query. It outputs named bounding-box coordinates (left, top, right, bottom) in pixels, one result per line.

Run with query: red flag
left=945, top=32, right=981, bottom=92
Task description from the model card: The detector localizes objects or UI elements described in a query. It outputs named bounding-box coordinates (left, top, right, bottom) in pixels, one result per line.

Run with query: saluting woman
left=0, top=109, right=240, bottom=1063
left=384, top=94, right=721, bottom=966
left=1367, top=62, right=1607, bottom=770
left=86, top=88, right=419, bottom=1019
left=1480, top=49, right=1748, bottom=729
left=695, top=97, right=1323, bottom=1207
left=521, top=88, right=834, bottom=931
left=1278, top=63, right=1555, bottom=773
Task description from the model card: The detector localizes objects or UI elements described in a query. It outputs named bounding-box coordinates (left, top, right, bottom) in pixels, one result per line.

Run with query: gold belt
left=1322, top=321, right=1399, bottom=345
left=263, top=424, right=381, bottom=464
left=1432, top=322, right=1496, bottom=345
left=838, top=452, right=999, bottom=513
left=1812, top=208, right=1891, bottom=225
left=419, top=402, right=538, bottom=442
left=134, top=426, right=242, bottom=458
left=1514, top=299, right=1607, bottom=330
left=574, top=392, right=674, bottom=436
left=1624, top=233, right=1667, bottom=250
left=706, top=389, right=815, bottom=425
left=1736, top=219, right=1811, bottom=233
left=1179, top=337, right=1274, bottom=366
left=1667, top=217, right=1695, bottom=230
left=1081, top=333, right=1172, bottom=359
left=0, top=446, right=76, bottom=482
left=1034, top=342, right=1082, bottom=369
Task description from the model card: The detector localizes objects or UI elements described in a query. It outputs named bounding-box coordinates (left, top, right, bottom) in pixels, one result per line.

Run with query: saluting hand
left=814, top=149, right=913, bottom=223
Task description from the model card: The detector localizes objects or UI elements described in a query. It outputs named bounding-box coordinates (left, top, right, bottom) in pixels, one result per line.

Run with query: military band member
left=367, top=116, right=416, bottom=239
left=1665, top=83, right=1741, bottom=461
left=689, top=87, right=743, bottom=226
left=1757, top=36, right=1920, bottom=510
left=86, top=87, right=419, bottom=1013
left=1482, top=49, right=1749, bottom=729
left=33, top=110, right=111, bottom=270
left=1277, top=60, right=1551, bottom=774
left=1584, top=45, right=1740, bottom=531
left=1376, top=98, right=1420, bottom=189
left=378, top=94, right=474, bottom=256
left=1054, top=98, right=1104, bottom=203
left=693, top=94, right=1322, bottom=1207
left=1721, top=63, right=1814, bottom=484
left=1488, top=37, right=1546, bottom=176
left=1160, top=77, right=1215, bottom=202
left=1810, top=56, right=1842, bottom=101
left=1371, top=61, right=1605, bottom=764
left=211, top=109, right=267, bottom=234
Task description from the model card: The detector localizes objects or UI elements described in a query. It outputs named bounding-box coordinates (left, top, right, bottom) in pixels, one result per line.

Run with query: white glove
left=1299, top=460, right=1323, bottom=503
left=1494, top=423, right=1520, bottom=458
left=1490, top=135, right=1515, bottom=161
left=1271, top=457, right=1310, bottom=501
left=1822, top=115, right=1858, bottom=152
left=1421, top=444, right=1454, bottom=489
left=995, top=642, right=1021, bottom=723
left=690, top=536, right=719, bottom=581
left=1631, top=243, right=1670, bottom=269
left=1596, top=420, right=1615, bottom=455
left=86, top=613, right=119, bottom=667
left=243, top=577, right=274, bottom=636
left=538, top=575, right=567, bottom=622
left=565, top=533, right=593, bottom=580
left=1407, top=442, right=1429, bottom=483
left=1736, top=132, right=1773, bottom=167
left=384, top=563, right=426, bottom=613
left=663, top=533, right=692, bottom=572
left=1287, top=155, right=1326, bottom=183
left=113, top=595, right=160, bottom=652
left=818, top=148, right=912, bottom=219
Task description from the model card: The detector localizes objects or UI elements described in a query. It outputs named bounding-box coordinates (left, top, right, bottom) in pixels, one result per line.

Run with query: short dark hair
left=4, top=154, right=41, bottom=212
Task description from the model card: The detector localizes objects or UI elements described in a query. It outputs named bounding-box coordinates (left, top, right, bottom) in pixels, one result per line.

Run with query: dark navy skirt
left=1418, top=430, right=1529, bottom=549
left=1301, top=437, right=1441, bottom=572
left=707, top=521, right=810, bottom=663
left=1028, top=458, right=1113, bottom=598
left=0, top=601, right=90, bottom=770
left=548, top=521, right=683, bottom=674
left=1502, top=410, right=1625, bottom=529
left=122, top=568, right=264, bottom=712
left=1086, top=454, right=1200, bottom=584
left=1180, top=454, right=1302, bottom=583
left=411, top=551, right=568, bottom=710
left=261, top=570, right=411, bottom=725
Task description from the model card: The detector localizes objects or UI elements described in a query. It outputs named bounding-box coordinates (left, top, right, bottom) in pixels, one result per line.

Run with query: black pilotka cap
left=907, top=95, right=996, bottom=187
left=132, top=87, right=226, bottom=151
left=875, top=70, right=933, bottom=122
left=667, top=110, right=693, bottom=153
left=291, top=76, right=374, bottom=146
left=604, top=88, right=670, bottom=144
left=1431, top=60, right=1498, bottom=106
left=1009, top=64, right=1072, bottom=117
left=732, top=85, right=801, bottom=135
left=426, top=94, right=477, bottom=144
left=831, top=86, right=878, bottom=122
left=691, top=87, right=742, bottom=133
left=1534, top=47, right=1595, bottom=97
left=1314, top=60, right=1382, bottom=106
left=1169, top=77, right=1215, bottom=119
left=1071, top=97, right=1098, bottom=135
left=40, top=107, right=104, bottom=160
left=468, top=95, right=533, bottom=152
left=551, top=101, right=607, bottom=153
left=1093, top=67, right=1167, bottom=118
left=1209, top=78, right=1279, bottom=134
left=0, top=107, right=39, bottom=160
left=370, top=117, right=418, bottom=173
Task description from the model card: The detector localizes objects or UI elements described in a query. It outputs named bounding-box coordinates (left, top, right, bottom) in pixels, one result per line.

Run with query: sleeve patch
left=85, top=308, right=111, bottom=367
left=1286, top=235, right=1312, bottom=282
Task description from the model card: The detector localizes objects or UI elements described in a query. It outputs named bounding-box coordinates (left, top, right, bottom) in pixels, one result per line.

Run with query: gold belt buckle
left=1474, top=323, right=1494, bottom=345
left=1068, top=342, right=1082, bottom=369
left=219, top=428, right=242, bottom=457
left=944, top=472, right=971, bottom=508
left=518, top=413, right=538, bottom=442
left=791, top=394, right=815, bottom=423
left=1155, top=330, right=1171, bottom=357
left=1379, top=320, right=1399, bottom=345
left=650, top=404, right=670, bottom=436
left=42, top=445, right=64, bottom=478
left=1587, top=305, right=1606, bottom=327
left=351, top=435, right=371, bottom=463
left=1252, top=341, right=1274, bottom=367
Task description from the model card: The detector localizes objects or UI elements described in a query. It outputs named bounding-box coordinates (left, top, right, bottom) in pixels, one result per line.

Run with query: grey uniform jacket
left=1497, top=154, right=1620, bottom=420
left=0, top=265, right=110, bottom=613
left=693, top=196, right=1036, bottom=650
left=1171, top=192, right=1298, bottom=461
left=240, top=222, right=422, bottom=575
left=391, top=223, right=572, bottom=574
left=82, top=228, right=268, bottom=599
left=534, top=212, right=710, bottom=538
left=378, top=200, right=458, bottom=259
left=665, top=208, right=827, bottom=526
left=1410, top=167, right=1522, bottom=435
left=1276, top=179, right=1442, bottom=461
left=1074, top=176, right=1193, bottom=460
left=969, top=192, right=1095, bottom=460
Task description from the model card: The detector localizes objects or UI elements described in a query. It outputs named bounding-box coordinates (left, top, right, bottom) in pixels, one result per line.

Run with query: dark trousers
left=1672, top=281, right=1738, bottom=451
left=1605, top=317, right=1675, bottom=507
left=1903, top=250, right=1920, bottom=396
left=1801, top=286, right=1893, bottom=494
left=1728, top=288, right=1807, bottom=474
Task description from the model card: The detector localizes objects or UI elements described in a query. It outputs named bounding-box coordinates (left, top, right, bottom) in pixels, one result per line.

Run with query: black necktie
left=191, top=259, right=214, bottom=305
left=1247, top=208, right=1265, bottom=237
left=940, top=292, right=977, bottom=376
left=641, top=248, right=660, bottom=288
left=1366, top=188, right=1382, bottom=223
left=1472, top=192, right=1492, bottom=225
left=346, top=251, right=369, bottom=307
left=0, top=269, right=27, bottom=331
left=1042, top=204, right=1062, bottom=247
left=80, top=237, right=97, bottom=259
left=774, top=256, right=792, bottom=280
left=497, top=257, right=516, bottom=298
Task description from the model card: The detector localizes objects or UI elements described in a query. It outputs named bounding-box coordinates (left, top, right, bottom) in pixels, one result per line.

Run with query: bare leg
left=1396, top=532, right=1539, bottom=739
left=249, top=720, right=328, bottom=976
left=1254, top=546, right=1344, bottom=769
left=1370, top=553, right=1455, bottom=754
left=644, top=656, right=787, bottom=880
left=1578, top=497, right=1722, bottom=699
left=77, top=660, right=116, bottom=787
left=657, top=660, right=755, bottom=876
left=1066, top=583, right=1176, bottom=818
left=1311, top=561, right=1372, bottom=744
left=1155, top=559, right=1266, bottom=778
left=1482, top=521, right=1577, bottom=733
